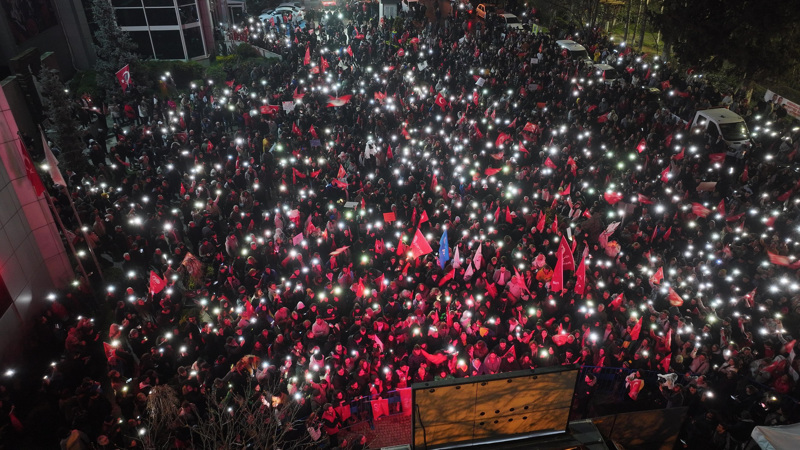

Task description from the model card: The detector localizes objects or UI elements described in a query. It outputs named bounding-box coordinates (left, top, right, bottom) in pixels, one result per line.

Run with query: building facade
left=109, top=0, right=215, bottom=60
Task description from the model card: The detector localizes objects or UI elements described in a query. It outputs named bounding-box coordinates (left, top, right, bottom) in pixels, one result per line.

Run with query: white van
left=591, top=63, right=620, bottom=84
left=556, top=39, right=593, bottom=66
left=691, top=108, right=751, bottom=150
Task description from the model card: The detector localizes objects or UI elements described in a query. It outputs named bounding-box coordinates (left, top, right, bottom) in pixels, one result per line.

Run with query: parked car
left=475, top=3, right=497, bottom=19
left=259, top=5, right=303, bottom=25
left=591, top=63, right=620, bottom=84
left=556, top=39, right=594, bottom=66
left=692, top=108, right=752, bottom=150
left=499, top=13, right=523, bottom=30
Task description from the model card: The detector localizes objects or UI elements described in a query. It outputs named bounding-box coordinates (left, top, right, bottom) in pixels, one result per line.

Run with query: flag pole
left=61, top=183, right=106, bottom=283
left=44, top=187, right=91, bottom=286
left=31, top=127, right=106, bottom=283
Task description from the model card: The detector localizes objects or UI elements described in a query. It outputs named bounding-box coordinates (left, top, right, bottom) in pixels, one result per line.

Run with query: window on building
left=142, top=0, right=175, bottom=6
left=114, top=8, right=148, bottom=27
left=151, top=30, right=185, bottom=59
left=129, top=30, right=155, bottom=59
left=112, top=0, right=144, bottom=7
left=179, top=4, right=199, bottom=24
left=145, top=7, right=179, bottom=26
left=183, top=27, right=205, bottom=58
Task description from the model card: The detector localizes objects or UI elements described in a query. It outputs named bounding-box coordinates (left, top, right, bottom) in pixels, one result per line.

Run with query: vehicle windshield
left=603, top=68, right=619, bottom=79
left=571, top=50, right=589, bottom=60
left=719, top=122, right=750, bottom=141
left=505, top=17, right=520, bottom=24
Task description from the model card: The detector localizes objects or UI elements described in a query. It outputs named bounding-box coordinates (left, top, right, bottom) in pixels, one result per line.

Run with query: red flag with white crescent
left=668, top=287, right=684, bottom=307
left=650, top=267, right=663, bottom=285
left=116, top=64, right=132, bottom=91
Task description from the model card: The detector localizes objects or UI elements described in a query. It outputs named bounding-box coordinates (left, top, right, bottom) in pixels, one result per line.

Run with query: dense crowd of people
left=3, top=2, right=800, bottom=449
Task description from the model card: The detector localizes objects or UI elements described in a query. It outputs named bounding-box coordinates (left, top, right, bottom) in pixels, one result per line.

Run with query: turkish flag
left=550, top=245, right=564, bottom=292
left=544, top=157, right=557, bottom=169
left=337, top=164, right=347, bottom=179
left=473, top=90, right=479, bottom=105
left=603, top=192, right=623, bottom=205
left=116, top=64, right=132, bottom=91
left=650, top=267, right=664, bottom=285
left=691, top=202, right=711, bottom=218
left=768, top=251, right=792, bottom=266
left=304, top=47, right=311, bottom=65
left=638, top=194, right=653, bottom=204
left=309, top=125, right=318, bottom=139
left=717, top=199, right=726, bottom=216
left=630, top=317, right=643, bottom=341
left=495, top=132, right=512, bottom=147
left=260, top=104, right=279, bottom=115
left=574, top=255, right=587, bottom=296
left=327, top=95, right=352, bottom=107
left=668, top=287, right=684, bottom=307
left=18, top=140, right=45, bottom=196
left=535, top=212, right=546, bottom=233
left=473, top=123, right=483, bottom=139
left=609, top=293, right=624, bottom=310
left=293, top=87, right=305, bottom=100
left=661, top=354, right=671, bottom=372
left=484, top=167, right=501, bottom=176
left=673, top=147, right=685, bottom=161
left=347, top=45, right=354, bottom=57
left=709, top=153, right=726, bottom=164
left=636, top=138, right=647, bottom=153
left=374, top=91, right=387, bottom=103
left=292, top=122, right=302, bottom=136
left=661, top=166, right=671, bottom=182
left=409, top=229, right=433, bottom=259
left=149, top=271, right=167, bottom=294
left=435, top=93, right=448, bottom=110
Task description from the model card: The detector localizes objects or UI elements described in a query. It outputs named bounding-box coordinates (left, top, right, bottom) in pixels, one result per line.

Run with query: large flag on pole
left=149, top=270, right=167, bottom=294
left=438, top=229, right=449, bottom=269
left=550, top=245, right=564, bottom=292
left=41, top=130, right=67, bottom=186
left=574, top=254, right=587, bottom=296
left=558, top=238, right=575, bottom=271
left=18, top=140, right=45, bottom=196
left=409, top=229, right=433, bottom=259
